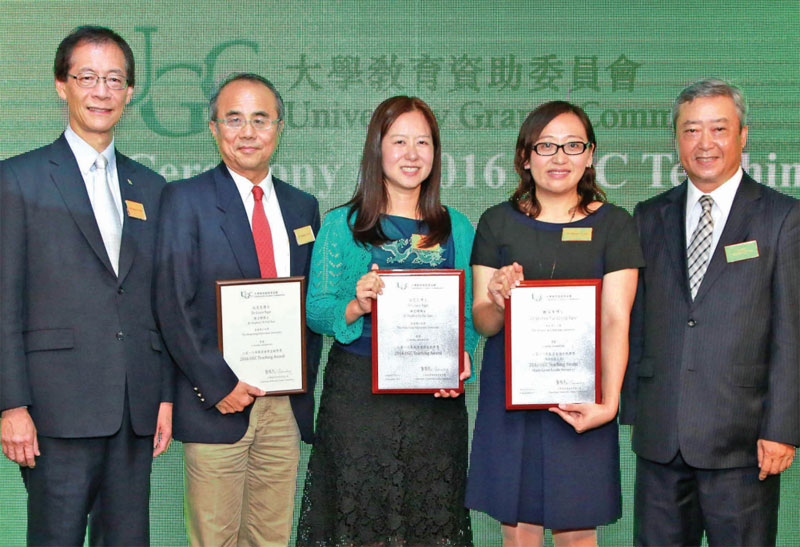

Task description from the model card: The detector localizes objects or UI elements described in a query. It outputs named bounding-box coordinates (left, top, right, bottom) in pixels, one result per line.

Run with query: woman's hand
left=487, top=262, right=524, bottom=311
left=549, top=401, right=618, bottom=433
left=435, top=352, right=471, bottom=398
left=346, top=264, right=384, bottom=323
left=355, top=263, right=383, bottom=313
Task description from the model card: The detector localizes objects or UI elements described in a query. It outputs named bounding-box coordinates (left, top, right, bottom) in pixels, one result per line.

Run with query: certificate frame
left=216, top=276, right=307, bottom=395
left=504, top=279, right=601, bottom=409
left=371, top=268, right=465, bottom=394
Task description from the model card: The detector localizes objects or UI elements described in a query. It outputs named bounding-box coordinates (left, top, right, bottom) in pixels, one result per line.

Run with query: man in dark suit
left=0, top=26, right=173, bottom=545
left=621, top=79, right=799, bottom=545
left=154, top=73, right=321, bottom=546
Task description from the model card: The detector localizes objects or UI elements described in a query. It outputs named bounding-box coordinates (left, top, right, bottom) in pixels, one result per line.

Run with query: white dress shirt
left=228, top=167, right=291, bottom=277
left=685, top=167, right=743, bottom=258
left=64, top=125, right=124, bottom=225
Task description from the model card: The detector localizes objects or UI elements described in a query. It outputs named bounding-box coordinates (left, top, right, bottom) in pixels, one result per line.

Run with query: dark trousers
left=634, top=452, right=780, bottom=547
left=21, top=393, right=153, bottom=546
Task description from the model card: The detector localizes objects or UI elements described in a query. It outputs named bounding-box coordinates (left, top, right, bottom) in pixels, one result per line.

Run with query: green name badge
left=562, top=227, right=593, bottom=241
left=724, top=240, right=759, bottom=263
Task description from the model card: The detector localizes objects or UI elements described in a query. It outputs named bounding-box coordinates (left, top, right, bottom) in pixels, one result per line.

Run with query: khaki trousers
left=183, top=396, right=300, bottom=547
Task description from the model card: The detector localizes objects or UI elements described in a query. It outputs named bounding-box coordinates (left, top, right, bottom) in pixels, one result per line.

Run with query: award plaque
left=505, top=279, right=601, bottom=409
left=216, top=277, right=306, bottom=395
left=372, top=269, right=465, bottom=394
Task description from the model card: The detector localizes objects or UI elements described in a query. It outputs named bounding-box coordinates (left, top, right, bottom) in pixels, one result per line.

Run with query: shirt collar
left=227, top=166, right=274, bottom=202
left=686, top=166, right=743, bottom=214
left=64, top=125, right=116, bottom=176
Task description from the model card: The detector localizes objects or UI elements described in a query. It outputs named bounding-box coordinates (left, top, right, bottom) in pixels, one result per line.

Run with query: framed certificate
left=216, top=277, right=306, bottom=395
left=371, top=269, right=465, bottom=394
left=505, top=279, right=601, bottom=409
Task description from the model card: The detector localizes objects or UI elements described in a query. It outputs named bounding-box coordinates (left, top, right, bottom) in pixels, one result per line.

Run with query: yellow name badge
left=725, top=240, right=759, bottom=263
left=561, top=227, right=592, bottom=241
left=294, top=225, right=316, bottom=245
left=411, top=233, right=441, bottom=251
left=125, top=200, right=146, bottom=220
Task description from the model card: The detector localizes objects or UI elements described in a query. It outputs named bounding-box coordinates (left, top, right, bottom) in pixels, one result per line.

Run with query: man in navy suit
left=154, top=73, right=322, bottom=546
left=0, top=26, right=173, bottom=545
left=621, top=79, right=798, bottom=545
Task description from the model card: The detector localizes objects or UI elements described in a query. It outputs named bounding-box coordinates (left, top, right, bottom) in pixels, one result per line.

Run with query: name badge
left=125, top=200, right=146, bottom=220
left=725, top=240, right=759, bottom=263
left=294, top=225, right=315, bottom=245
left=562, top=227, right=592, bottom=241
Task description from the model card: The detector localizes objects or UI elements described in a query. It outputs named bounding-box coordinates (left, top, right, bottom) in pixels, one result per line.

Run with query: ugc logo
left=129, top=26, right=260, bottom=137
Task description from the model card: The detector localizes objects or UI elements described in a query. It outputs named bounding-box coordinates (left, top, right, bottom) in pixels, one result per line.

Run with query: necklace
left=550, top=208, right=575, bottom=278
left=531, top=206, right=577, bottom=279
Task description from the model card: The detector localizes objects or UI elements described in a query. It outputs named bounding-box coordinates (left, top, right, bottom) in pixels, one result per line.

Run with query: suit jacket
left=153, top=163, right=322, bottom=444
left=0, top=134, right=173, bottom=437
left=621, top=173, right=800, bottom=469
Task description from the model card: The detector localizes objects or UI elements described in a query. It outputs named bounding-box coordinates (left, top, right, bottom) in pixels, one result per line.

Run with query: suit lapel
left=273, top=178, right=303, bottom=277
left=48, top=135, right=117, bottom=276
left=693, top=175, right=760, bottom=304
left=659, top=182, right=692, bottom=303
left=215, top=164, right=260, bottom=279
left=116, top=153, right=142, bottom=284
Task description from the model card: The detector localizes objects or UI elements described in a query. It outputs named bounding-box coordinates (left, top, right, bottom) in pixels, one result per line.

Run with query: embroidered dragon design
left=382, top=237, right=446, bottom=267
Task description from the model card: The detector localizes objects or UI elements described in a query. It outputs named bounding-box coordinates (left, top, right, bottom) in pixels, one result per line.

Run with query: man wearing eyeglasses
left=153, top=73, right=322, bottom=546
left=0, top=26, right=173, bottom=545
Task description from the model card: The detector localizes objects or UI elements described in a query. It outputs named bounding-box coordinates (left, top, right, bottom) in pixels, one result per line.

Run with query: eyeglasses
left=215, top=116, right=282, bottom=132
left=68, top=72, right=129, bottom=90
left=532, top=141, right=590, bottom=156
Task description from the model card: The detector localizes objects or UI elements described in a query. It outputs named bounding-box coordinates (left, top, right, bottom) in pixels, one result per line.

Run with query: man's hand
left=757, top=439, right=795, bottom=480
left=215, top=381, right=266, bottom=414
left=152, top=402, right=173, bottom=457
left=1, top=407, right=40, bottom=467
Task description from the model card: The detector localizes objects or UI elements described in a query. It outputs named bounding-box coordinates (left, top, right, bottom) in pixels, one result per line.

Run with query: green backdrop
left=1, top=1, right=798, bottom=545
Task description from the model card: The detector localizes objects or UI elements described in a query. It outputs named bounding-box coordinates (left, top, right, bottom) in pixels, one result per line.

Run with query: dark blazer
left=621, top=173, right=800, bottom=469
left=153, top=163, right=322, bottom=444
left=0, top=134, right=173, bottom=437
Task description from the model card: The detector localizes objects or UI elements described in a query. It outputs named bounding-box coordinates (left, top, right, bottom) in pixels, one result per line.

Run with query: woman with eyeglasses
left=296, top=96, right=478, bottom=546
left=465, top=101, right=643, bottom=546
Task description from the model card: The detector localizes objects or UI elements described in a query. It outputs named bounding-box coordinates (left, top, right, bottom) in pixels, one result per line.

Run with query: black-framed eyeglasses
left=68, top=72, right=129, bottom=90
left=532, top=141, right=590, bottom=156
left=215, top=116, right=282, bottom=132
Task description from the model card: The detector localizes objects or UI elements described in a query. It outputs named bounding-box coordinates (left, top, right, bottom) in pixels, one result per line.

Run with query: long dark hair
left=346, top=96, right=450, bottom=247
left=511, top=101, right=606, bottom=217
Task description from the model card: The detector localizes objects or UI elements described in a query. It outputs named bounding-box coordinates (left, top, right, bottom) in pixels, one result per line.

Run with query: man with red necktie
left=154, top=73, right=321, bottom=546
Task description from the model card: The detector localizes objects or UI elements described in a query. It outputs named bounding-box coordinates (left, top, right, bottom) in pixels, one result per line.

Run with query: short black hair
left=54, top=26, right=135, bottom=87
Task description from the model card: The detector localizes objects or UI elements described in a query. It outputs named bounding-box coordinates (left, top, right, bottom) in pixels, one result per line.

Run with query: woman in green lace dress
left=296, top=96, right=479, bottom=546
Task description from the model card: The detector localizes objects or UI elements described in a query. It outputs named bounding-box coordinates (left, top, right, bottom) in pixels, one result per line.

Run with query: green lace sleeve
left=306, top=208, right=371, bottom=344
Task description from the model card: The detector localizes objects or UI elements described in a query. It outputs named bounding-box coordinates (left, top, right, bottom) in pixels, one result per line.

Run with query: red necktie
left=252, top=185, right=277, bottom=278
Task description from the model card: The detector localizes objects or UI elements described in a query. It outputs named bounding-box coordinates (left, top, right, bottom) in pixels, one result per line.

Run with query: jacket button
left=116, top=331, right=125, bottom=340
left=117, top=287, right=125, bottom=295
left=200, top=398, right=205, bottom=402
left=687, top=319, right=696, bottom=327
left=196, top=392, right=202, bottom=397
left=193, top=387, right=199, bottom=391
